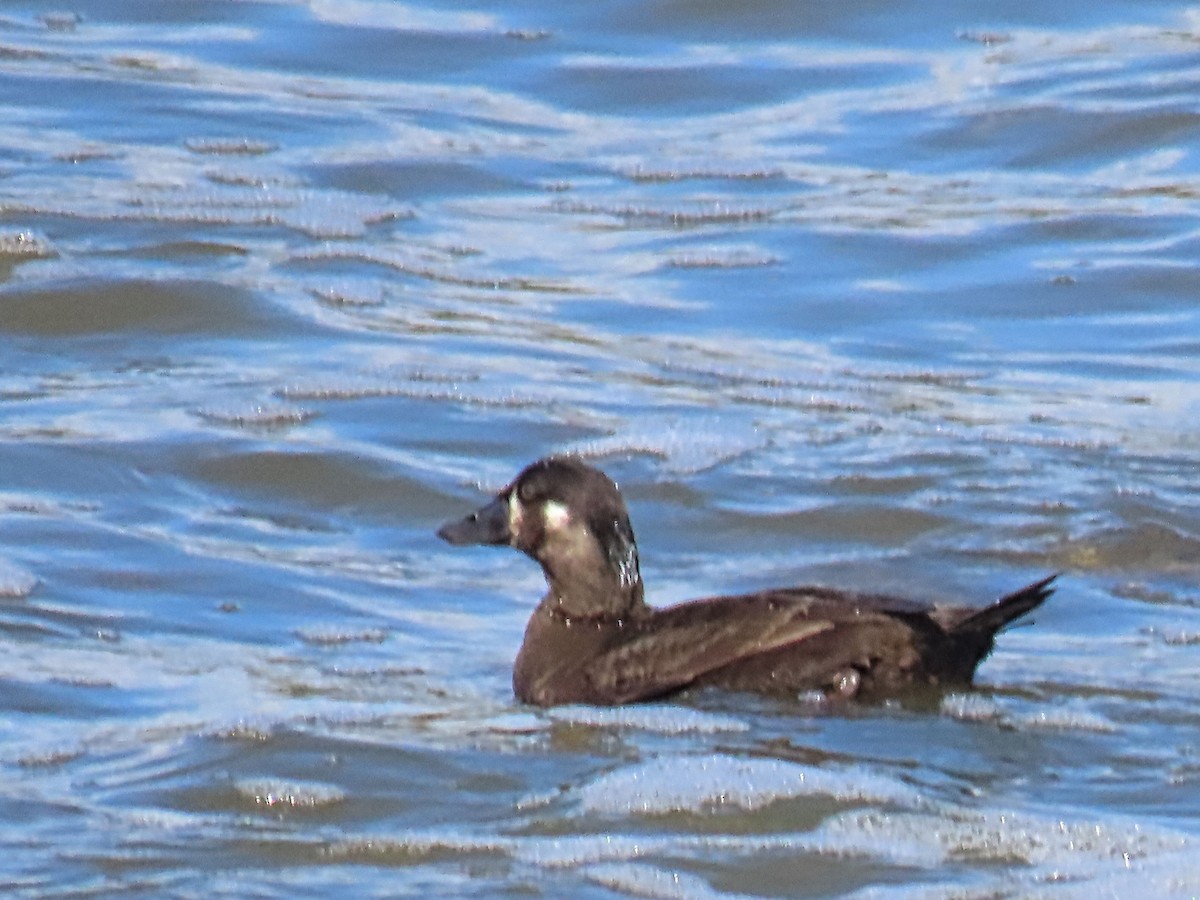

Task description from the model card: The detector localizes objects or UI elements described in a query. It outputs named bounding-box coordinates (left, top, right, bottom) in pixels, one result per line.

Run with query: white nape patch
left=613, top=531, right=639, bottom=590
left=542, top=499, right=571, bottom=531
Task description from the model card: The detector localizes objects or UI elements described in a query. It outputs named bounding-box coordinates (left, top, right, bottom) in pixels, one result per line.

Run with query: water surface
left=2, top=1, right=1199, bottom=896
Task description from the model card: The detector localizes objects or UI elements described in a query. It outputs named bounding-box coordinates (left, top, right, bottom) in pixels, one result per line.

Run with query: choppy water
left=2, top=1, right=1199, bottom=896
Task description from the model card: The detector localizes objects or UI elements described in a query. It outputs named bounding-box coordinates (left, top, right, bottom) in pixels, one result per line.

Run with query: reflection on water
left=1, top=0, right=1199, bottom=896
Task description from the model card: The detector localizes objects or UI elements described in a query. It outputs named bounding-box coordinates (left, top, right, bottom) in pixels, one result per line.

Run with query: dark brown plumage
left=438, top=456, right=1056, bottom=707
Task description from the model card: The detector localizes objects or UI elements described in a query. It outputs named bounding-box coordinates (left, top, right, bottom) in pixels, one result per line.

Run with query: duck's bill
left=437, top=496, right=511, bottom=546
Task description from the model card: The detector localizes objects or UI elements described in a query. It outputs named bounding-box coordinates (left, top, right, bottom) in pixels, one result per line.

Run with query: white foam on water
left=806, top=806, right=1197, bottom=895
left=324, top=828, right=799, bottom=870
left=564, top=415, right=766, bottom=475
left=572, top=754, right=925, bottom=817
left=941, top=693, right=1118, bottom=733
left=1043, top=845, right=1200, bottom=899
left=511, top=833, right=678, bottom=869
left=0, top=230, right=54, bottom=259
left=581, top=862, right=751, bottom=900
left=482, top=712, right=546, bottom=735
left=233, top=778, right=346, bottom=809
left=293, top=624, right=390, bottom=647
left=195, top=403, right=317, bottom=430
left=317, top=805, right=1200, bottom=897
left=0, top=559, right=38, bottom=598
left=545, top=704, right=750, bottom=735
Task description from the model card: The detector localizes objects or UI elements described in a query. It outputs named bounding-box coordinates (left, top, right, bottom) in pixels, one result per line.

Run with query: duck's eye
left=517, top=479, right=540, bottom=504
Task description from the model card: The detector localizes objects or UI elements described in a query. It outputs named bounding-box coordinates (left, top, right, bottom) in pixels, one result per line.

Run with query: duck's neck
left=539, top=560, right=648, bottom=623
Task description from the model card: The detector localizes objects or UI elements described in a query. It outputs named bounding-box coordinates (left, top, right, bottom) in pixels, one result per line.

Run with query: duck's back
left=640, top=588, right=949, bottom=700
left=578, top=577, right=1054, bottom=705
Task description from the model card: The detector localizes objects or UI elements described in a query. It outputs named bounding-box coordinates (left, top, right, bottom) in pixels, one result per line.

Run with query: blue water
left=1, top=1, right=1199, bottom=896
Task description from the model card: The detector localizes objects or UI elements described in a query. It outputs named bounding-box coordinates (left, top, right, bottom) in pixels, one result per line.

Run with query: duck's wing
left=583, top=602, right=836, bottom=705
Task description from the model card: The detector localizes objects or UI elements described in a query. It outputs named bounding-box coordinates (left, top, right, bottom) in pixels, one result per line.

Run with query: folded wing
left=585, top=609, right=835, bottom=705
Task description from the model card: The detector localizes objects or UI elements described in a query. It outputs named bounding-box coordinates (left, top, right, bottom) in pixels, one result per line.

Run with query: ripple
left=195, top=404, right=318, bottom=431
left=1058, top=522, right=1200, bottom=572
left=295, top=625, right=390, bottom=647
left=0, top=278, right=294, bottom=338
left=564, top=418, right=766, bottom=475
left=184, top=137, right=277, bottom=156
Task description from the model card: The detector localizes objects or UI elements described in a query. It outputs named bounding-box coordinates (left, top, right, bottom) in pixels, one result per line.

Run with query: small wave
left=195, top=403, right=318, bottom=430
left=581, top=862, right=742, bottom=900
left=662, top=249, right=779, bottom=269
left=1055, top=522, right=1200, bottom=573
left=0, top=230, right=55, bottom=260
left=545, top=705, right=750, bottom=735
left=185, top=137, right=277, bottom=156
left=317, top=803, right=1198, bottom=897
left=294, top=625, right=390, bottom=647
left=807, top=806, right=1195, bottom=894
left=563, top=417, right=766, bottom=475
left=1155, top=629, right=1200, bottom=646
left=0, top=559, right=38, bottom=598
left=233, top=778, right=345, bottom=810
left=941, top=693, right=1118, bottom=733
left=571, top=754, right=925, bottom=817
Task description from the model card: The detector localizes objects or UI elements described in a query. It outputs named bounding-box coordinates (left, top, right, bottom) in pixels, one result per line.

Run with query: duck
left=437, top=456, right=1056, bottom=707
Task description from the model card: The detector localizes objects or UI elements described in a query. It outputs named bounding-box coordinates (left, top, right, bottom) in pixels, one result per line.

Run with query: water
left=1, top=1, right=1199, bottom=896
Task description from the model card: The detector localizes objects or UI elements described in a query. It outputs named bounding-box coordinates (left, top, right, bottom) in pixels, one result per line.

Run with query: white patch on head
left=542, top=499, right=571, bottom=531
left=507, top=491, right=524, bottom=536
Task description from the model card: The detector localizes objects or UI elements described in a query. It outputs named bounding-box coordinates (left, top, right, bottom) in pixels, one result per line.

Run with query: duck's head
left=437, top=456, right=644, bottom=619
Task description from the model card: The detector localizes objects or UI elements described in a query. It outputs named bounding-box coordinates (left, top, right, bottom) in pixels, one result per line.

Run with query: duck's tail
left=949, top=573, right=1058, bottom=643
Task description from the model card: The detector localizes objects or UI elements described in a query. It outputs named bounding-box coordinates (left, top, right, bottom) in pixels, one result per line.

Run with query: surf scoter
left=437, top=456, right=1056, bottom=707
